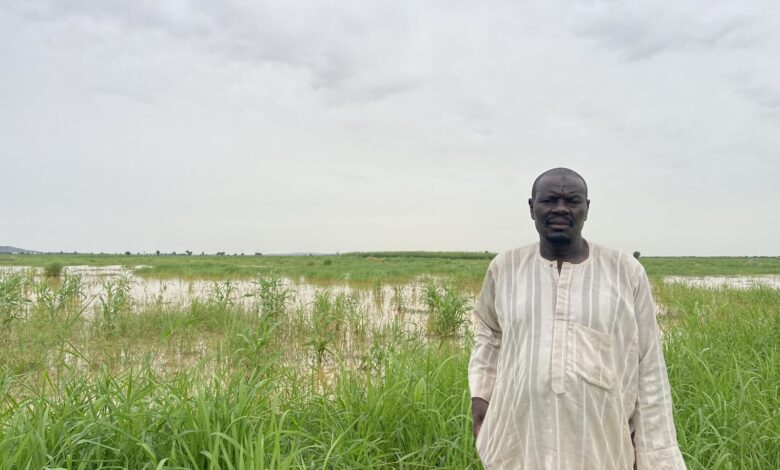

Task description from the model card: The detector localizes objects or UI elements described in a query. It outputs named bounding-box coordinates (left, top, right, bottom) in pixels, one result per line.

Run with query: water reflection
left=663, top=275, right=780, bottom=289
left=0, top=265, right=469, bottom=329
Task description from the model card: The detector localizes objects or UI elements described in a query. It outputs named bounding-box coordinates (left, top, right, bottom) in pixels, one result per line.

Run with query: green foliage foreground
left=0, top=272, right=778, bottom=469
left=0, top=345, right=474, bottom=469
left=660, top=284, right=780, bottom=469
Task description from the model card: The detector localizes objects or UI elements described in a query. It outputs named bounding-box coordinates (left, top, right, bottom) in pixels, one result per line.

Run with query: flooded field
left=0, top=265, right=464, bottom=327
left=0, top=264, right=477, bottom=381
left=2, top=258, right=779, bottom=468
left=663, top=274, right=780, bottom=289
left=4, top=265, right=779, bottom=331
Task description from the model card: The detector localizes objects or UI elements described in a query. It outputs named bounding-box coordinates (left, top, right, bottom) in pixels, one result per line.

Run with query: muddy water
left=2, top=265, right=472, bottom=377
left=5, top=266, right=778, bottom=311
left=5, top=267, right=779, bottom=318
left=1, top=265, right=465, bottom=329
left=663, top=275, right=780, bottom=289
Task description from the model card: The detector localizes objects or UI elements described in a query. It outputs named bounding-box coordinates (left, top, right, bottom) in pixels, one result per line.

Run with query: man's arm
left=468, top=264, right=502, bottom=438
left=629, top=267, right=686, bottom=469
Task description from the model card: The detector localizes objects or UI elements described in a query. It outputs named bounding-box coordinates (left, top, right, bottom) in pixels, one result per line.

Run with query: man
left=468, top=168, right=685, bottom=469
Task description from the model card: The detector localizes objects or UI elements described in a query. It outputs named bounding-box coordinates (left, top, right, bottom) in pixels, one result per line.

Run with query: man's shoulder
left=590, top=242, right=645, bottom=275
left=490, top=243, right=538, bottom=269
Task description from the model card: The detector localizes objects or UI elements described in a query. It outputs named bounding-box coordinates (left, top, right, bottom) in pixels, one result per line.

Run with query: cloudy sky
left=2, top=0, right=778, bottom=256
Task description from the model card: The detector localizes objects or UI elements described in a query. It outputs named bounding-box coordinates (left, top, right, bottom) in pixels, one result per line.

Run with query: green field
left=0, top=253, right=495, bottom=290
left=2, top=252, right=780, bottom=287
left=0, top=254, right=778, bottom=468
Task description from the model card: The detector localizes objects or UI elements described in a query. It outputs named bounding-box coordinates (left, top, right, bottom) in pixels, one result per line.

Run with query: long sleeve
left=629, top=267, right=687, bottom=469
left=468, top=263, right=502, bottom=402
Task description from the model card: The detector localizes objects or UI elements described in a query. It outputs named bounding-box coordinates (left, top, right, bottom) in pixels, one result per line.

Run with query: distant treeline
left=345, top=251, right=497, bottom=260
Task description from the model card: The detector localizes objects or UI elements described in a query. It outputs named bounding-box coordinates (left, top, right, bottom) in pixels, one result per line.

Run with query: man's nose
left=551, top=200, right=569, bottom=213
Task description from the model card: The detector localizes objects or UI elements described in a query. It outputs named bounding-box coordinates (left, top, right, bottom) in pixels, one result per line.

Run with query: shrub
left=424, top=283, right=470, bottom=337
left=43, top=262, right=63, bottom=278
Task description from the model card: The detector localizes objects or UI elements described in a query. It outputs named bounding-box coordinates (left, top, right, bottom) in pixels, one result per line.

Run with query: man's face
left=528, top=173, right=590, bottom=245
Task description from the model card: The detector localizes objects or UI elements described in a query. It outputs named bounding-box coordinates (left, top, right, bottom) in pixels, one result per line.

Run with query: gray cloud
left=570, top=1, right=761, bottom=60
left=3, top=0, right=212, bottom=38
left=737, top=81, right=780, bottom=117
left=1, top=1, right=779, bottom=255
left=3, top=0, right=424, bottom=102
left=1, top=0, right=424, bottom=102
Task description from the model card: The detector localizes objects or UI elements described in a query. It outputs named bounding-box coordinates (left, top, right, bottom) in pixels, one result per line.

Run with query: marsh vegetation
left=0, top=254, right=778, bottom=468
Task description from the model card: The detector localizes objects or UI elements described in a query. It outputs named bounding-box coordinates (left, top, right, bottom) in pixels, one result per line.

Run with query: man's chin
left=543, top=233, right=571, bottom=245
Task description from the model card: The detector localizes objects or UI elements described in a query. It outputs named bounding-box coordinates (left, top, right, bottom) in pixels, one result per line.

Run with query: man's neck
left=539, top=238, right=589, bottom=272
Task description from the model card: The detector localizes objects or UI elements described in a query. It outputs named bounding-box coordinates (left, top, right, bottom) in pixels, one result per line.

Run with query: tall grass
left=0, top=272, right=30, bottom=325
left=34, top=272, right=85, bottom=317
left=253, top=274, right=293, bottom=319
left=424, top=283, right=470, bottom=337
left=659, top=284, right=780, bottom=468
left=0, top=268, right=777, bottom=468
left=98, top=276, right=133, bottom=333
left=0, top=320, right=475, bottom=468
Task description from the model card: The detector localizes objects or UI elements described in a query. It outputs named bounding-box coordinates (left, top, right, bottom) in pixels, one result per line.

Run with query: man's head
left=528, top=168, right=590, bottom=245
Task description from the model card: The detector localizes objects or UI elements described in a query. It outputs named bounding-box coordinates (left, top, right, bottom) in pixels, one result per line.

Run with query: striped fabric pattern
left=469, top=242, right=686, bottom=469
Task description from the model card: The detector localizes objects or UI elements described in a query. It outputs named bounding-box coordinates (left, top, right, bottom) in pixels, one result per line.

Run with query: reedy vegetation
left=424, top=283, right=470, bottom=337
left=0, top=261, right=778, bottom=469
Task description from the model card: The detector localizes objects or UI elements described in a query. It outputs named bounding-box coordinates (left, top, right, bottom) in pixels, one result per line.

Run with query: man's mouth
left=547, top=218, right=571, bottom=227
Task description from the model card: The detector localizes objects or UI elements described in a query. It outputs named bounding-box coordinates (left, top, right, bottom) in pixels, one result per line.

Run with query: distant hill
left=0, top=246, right=39, bottom=254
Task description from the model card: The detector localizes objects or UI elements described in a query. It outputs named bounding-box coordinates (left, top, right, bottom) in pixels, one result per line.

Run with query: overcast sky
left=2, top=1, right=779, bottom=256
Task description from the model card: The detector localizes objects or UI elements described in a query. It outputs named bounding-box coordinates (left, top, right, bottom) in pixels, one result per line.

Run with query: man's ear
left=528, top=198, right=534, bottom=219
left=584, top=199, right=590, bottom=220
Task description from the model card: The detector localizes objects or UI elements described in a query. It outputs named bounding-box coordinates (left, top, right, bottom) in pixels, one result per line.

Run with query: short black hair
left=531, top=167, right=588, bottom=199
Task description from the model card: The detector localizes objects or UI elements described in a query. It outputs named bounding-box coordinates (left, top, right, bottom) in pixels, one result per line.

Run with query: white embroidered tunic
left=469, top=243, right=686, bottom=469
